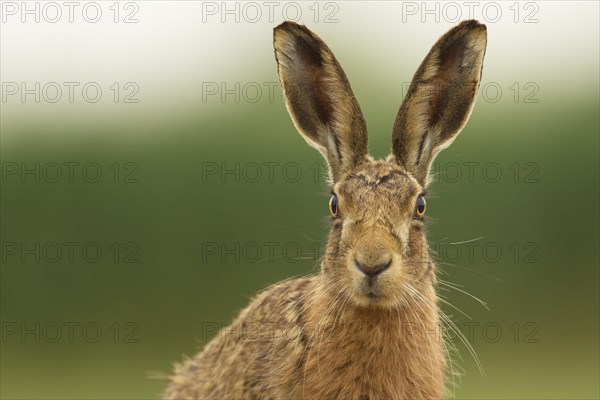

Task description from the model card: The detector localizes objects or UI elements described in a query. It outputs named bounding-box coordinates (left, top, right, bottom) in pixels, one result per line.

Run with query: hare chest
left=286, top=315, right=446, bottom=399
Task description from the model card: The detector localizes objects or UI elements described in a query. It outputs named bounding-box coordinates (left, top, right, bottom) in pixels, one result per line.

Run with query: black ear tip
left=273, top=21, right=322, bottom=54
left=274, top=20, right=308, bottom=35
left=274, top=20, right=294, bottom=32
left=460, top=19, right=487, bottom=32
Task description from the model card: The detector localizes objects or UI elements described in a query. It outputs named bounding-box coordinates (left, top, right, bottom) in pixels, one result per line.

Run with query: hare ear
left=392, top=20, right=487, bottom=187
left=274, top=21, right=368, bottom=182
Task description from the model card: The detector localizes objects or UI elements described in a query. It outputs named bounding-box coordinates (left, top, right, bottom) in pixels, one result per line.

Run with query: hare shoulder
left=165, top=276, right=316, bottom=399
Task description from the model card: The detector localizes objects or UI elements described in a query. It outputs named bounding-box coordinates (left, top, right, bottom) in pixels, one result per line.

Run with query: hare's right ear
left=274, top=21, right=368, bottom=182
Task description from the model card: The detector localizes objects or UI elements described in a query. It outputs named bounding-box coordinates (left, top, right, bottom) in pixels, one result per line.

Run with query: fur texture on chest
left=285, top=291, right=446, bottom=400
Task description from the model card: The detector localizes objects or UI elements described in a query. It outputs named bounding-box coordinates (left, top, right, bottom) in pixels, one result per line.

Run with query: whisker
left=438, top=280, right=490, bottom=310
left=405, top=283, right=485, bottom=377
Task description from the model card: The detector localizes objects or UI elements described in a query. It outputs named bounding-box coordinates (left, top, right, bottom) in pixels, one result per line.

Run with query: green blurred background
left=1, top=1, right=598, bottom=399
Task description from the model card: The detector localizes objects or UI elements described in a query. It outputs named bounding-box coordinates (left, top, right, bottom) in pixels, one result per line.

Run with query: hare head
left=274, top=20, right=487, bottom=310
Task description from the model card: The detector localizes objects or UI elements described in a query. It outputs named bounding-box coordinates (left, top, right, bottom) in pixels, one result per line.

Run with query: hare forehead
left=336, top=162, right=421, bottom=206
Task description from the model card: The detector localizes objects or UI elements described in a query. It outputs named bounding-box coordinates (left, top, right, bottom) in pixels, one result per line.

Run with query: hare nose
left=355, top=258, right=392, bottom=278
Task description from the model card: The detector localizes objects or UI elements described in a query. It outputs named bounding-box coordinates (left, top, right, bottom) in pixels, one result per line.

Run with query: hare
left=166, top=19, right=487, bottom=400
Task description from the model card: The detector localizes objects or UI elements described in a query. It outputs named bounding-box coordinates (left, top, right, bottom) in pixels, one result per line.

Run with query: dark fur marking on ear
left=428, top=36, right=465, bottom=131
left=291, top=31, right=333, bottom=127
left=331, top=130, right=343, bottom=163
left=416, top=130, right=427, bottom=165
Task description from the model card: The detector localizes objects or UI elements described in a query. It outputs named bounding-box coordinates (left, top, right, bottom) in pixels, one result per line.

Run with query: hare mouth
left=355, top=286, right=391, bottom=307
left=360, top=280, right=383, bottom=298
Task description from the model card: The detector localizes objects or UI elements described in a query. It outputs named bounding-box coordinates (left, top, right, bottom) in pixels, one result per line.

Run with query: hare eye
left=415, top=195, right=426, bottom=219
left=329, top=195, right=339, bottom=217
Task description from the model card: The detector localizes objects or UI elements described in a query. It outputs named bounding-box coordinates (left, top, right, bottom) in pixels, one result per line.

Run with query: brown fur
left=165, top=20, right=487, bottom=400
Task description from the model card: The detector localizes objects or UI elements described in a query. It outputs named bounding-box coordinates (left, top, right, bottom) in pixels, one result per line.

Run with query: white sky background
left=1, top=1, right=598, bottom=135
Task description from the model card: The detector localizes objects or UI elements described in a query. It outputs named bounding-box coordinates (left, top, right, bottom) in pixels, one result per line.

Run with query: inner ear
left=292, top=35, right=333, bottom=127
left=429, top=39, right=463, bottom=134
left=429, top=35, right=478, bottom=142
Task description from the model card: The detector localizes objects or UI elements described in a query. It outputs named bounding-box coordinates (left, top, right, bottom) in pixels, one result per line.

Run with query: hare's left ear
left=392, top=20, right=487, bottom=187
